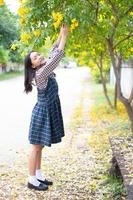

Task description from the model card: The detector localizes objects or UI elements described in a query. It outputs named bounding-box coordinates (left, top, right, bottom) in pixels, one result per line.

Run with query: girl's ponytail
left=24, top=52, right=36, bottom=94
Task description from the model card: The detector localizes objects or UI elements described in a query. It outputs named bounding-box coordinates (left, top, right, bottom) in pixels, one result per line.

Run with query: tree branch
left=114, top=33, right=133, bottom=49
left=108, top=0, right=118, bottom=18
left=111, top=20, right=119, bottom=39
left=128, top=88, right=133, bottom=104
left=95, top=1, right=99, bottom=22
left=107, top=0, right=119, bottom=39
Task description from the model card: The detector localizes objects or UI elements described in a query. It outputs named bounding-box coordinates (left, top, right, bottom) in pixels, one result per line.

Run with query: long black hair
left=24, top=52, right=36, bottom=94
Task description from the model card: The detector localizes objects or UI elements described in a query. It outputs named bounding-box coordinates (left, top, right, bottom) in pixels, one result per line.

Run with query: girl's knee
left=31, top=144, right=44, bottom=152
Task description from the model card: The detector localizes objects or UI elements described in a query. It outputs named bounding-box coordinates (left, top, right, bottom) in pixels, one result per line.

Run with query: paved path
left=0, top=67, right=98, bottom=200
left=0, top=67, right=90, bottom=164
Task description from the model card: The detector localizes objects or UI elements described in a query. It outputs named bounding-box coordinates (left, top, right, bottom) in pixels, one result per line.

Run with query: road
left=0, top=67, right=90, bottom=164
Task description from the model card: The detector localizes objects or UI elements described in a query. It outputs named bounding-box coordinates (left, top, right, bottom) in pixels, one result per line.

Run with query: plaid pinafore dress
left=28, top=75, right=65, bottom=147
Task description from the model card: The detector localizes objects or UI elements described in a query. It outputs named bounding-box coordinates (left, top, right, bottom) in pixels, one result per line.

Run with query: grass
left=88, top=81, right=130, bottom=199
left=104, top=175, right=127, bottom=200
left=0, top=70, right=24, bottom=81
left=91, top=81, right=116, bottom=106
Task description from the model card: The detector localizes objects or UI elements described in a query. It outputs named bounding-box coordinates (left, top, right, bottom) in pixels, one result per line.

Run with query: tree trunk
left=107, top=39, right=133, bottom=134
left=119, top=96, right=133, bottom=133
left=2, top=64, right=7, bottom=73
left=101, top=72, right=113, bottom=108
left=114, top=82, right=117, bottom=109
left=96, top=57, right=114, bottom=109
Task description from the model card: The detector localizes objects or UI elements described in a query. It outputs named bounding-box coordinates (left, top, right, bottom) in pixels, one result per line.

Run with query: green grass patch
left=91, top=81, right=115, bottom=106
left=103, top=176, right=127, bottom=200
left=0, top=70, right=24, bottom=81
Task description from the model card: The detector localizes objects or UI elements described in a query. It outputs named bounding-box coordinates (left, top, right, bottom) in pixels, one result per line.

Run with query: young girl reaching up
left=24, top=24, right=69, bottom=191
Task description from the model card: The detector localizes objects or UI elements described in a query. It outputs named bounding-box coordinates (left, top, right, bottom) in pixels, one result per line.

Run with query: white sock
left=36, top=169, right=45, bottom=181
left=28, top=175, right=40, bottom=186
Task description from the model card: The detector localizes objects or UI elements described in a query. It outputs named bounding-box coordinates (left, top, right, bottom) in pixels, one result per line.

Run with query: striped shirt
left=35, top=41, right=65, bottom=89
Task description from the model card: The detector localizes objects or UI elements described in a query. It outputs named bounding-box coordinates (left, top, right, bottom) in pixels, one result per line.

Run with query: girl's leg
left=28, top=144, right=49, bottom=190
left=35, top=146, right=53, bottom=186
left=28, top=144, right=45, bottom=187
left=36, top=145, right=44, bottom=170
left=36, top=146, right=46, bottom=181
left=29, top=144, right=42, bottom=176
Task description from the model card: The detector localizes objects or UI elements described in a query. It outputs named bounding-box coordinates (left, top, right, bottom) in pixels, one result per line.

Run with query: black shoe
left=27, top=182, right=48, bottom=191
left=37, top=178, right=53, bottom=185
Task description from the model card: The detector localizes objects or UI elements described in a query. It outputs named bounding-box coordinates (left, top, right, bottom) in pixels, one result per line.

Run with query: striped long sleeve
left=48, top=40, right=60, bottom=58
left=35, top=45, right=65, bottom=89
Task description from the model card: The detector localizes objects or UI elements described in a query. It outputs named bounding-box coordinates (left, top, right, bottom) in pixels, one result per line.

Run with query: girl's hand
left=60, top=24, right=69, bottom=37
left=58, top=24, right=69, bottom=50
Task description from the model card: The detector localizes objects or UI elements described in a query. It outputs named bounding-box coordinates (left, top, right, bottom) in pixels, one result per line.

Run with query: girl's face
left=30, top=52, right=46, bottom=68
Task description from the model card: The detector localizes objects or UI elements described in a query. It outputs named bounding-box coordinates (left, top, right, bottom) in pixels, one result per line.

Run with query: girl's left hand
left=60, top=24, right=69, bottom=37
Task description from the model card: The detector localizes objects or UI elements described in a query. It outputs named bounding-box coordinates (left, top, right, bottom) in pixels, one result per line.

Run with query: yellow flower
left=20, top=32, right=31, bottom=42
left=18, top=6, right=30, bottom=16
left=130, top=47, right=133, bottom=53
left=100, top=0, right=104, bottom=4
left=53, top=20, right=61, bottom=29
left=129, top=11, right=133, bottom=16
left=18, top=7, right=26, bottom=16
left=52, top=11, right=63, bottom=22
left=33, top=29, right=41, bottom=37
left=71, top=18, right=78, bottom=26
left=10, top=44, right=18, bottom=51
left=111, top=15, right=116, bottom=23
left=70, top=24, right=75, bottom=32
left=20, top=17, right=26, bottom=26
left=0, top=0, right=4, bottom=6
left=99, top=14, right=103, bottom=22
left=19, top=0, right=29, bottom=3
left=79, top=60, right=85, bottom=65
left=81, top=51, right=87, bottom=56
left=52, top=11, right=63, bottom=29
left=89, top=60, right=95, bottom=68
left=70, top=18, right=78, bottom=32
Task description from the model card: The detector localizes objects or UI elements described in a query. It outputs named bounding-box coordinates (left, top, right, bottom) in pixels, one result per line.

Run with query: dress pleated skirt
left=28, top=77, right=65, bottom=147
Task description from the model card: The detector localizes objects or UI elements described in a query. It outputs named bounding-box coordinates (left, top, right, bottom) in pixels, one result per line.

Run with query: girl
left=24, top=25, right=69, bottom=191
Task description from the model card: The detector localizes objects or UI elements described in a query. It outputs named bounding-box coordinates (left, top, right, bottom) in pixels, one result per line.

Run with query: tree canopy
left=0, top=3, right=20, bottom=63
left=16, top=0, right=132, bottom=58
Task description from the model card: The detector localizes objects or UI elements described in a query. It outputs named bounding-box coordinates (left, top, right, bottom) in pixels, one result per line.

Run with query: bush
left=0, top=45, right=9, bottom=66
